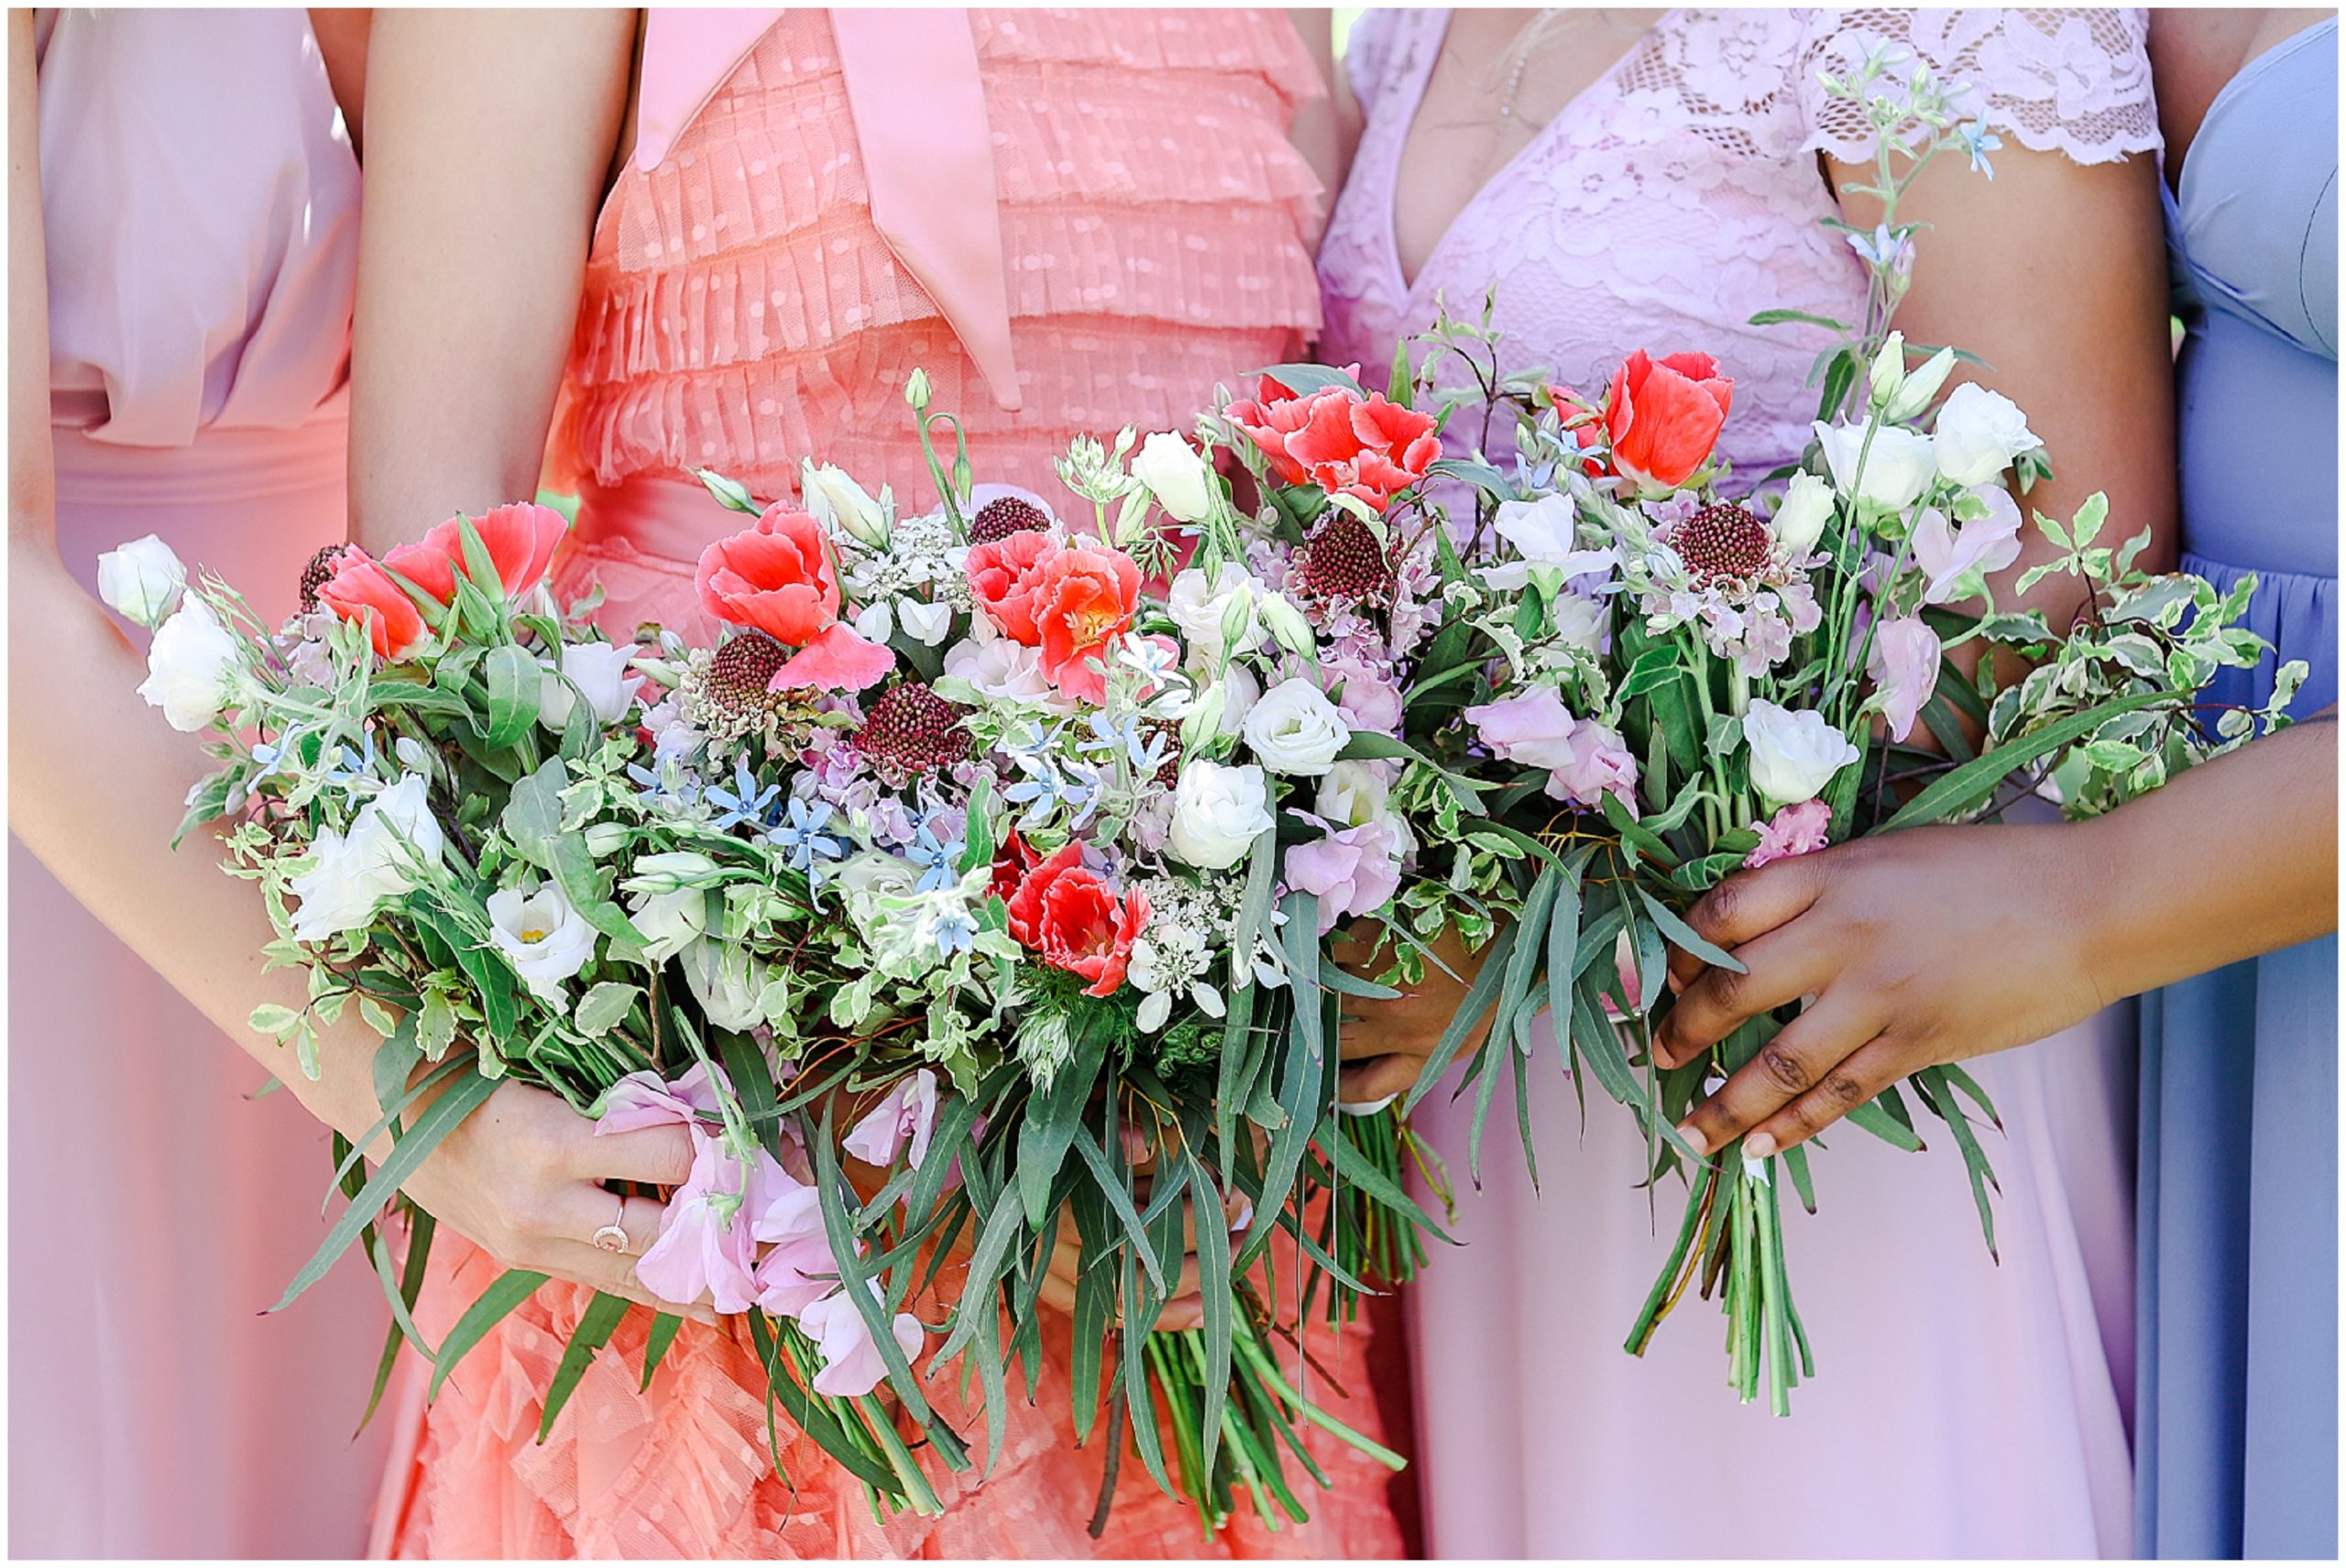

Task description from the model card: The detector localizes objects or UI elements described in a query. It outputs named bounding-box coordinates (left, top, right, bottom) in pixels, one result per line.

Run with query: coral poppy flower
left=1603, top=350, right=1734, bottom=494
left=1003, top=843, right=1148, bottom=997
left=317, top=547, right=431, bottom=661
left=383, top=502, right=569, bottom=604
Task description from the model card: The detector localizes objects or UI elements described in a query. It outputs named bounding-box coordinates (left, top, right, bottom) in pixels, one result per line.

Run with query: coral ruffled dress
left=371, top=11, right=1406, bottom=1558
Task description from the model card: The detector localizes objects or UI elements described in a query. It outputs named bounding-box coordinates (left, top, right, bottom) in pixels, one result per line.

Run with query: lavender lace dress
left=1319, top=9, right=2159, bottom=1555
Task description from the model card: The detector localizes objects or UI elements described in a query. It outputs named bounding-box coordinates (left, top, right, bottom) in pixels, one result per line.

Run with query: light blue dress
left=2137, top=18, right=2339, bottom=1559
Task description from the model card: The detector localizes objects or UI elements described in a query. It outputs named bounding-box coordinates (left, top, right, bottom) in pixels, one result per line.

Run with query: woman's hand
left=398, top=1078, right=713, bottom=1321
left=1034, top=1129, right=1251, bottom=1332
left=1332, top=923, right=1495, bottom=1107
left=1653, top=823, right=2109, bottom=1160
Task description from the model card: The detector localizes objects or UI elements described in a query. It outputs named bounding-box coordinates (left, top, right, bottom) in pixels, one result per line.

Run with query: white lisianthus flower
left=1742, top=701, right=1861, bottom=806
left=1243, top=676, right=1350, bottom=776
left=941, top=636, right=1065, bottom=707
left=896, top=598, right=954, bottom=646
left=487, top=884, right=597, bottom=1006
left=540, top=641, right=643, bottom=729
left=1549, top=591, right=1610, bottom=655
left=1255, top=591, right=1316, bottom=659
left=1316, top=759, right=1392, bottom=828
left=1131, top=432, right=1216, bottom=523
left=622, top=850, right=725, bottom=894
left=1770, top=473, right=1838, bottom=555
left=1166, top=564, right=1263, bottom=664
left=1932, top=382, right=2043, bottom=487
left=802, top=459, right=891, bottom=548
left=1885, top=345, right=1957, bottom=422
left=837, top=850, right=920, bottom=940
left=97, top=533, right=186, bottom=627
left=1812, top=421, right=1936, bottom=510
left=1493, top=494, right=1616, bottom=576
left=137, top=598, right=242, bottom=732
left=627, top=884, right=707, bottom=962
left=1168, top=760, right=1273, bottom=870
left=1214, top=662, right=1261, bottom=737
left=286, top=773, right=446, bottom=941
left=680, top=938, right=771, bottom=1031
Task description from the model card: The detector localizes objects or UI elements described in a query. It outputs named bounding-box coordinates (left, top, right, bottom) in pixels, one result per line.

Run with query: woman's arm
left=348, top=7, right=635, bottom=548
left=8, top=12, right=696, bottom=1313
left=1659, top=708, right=2336, bottom=1157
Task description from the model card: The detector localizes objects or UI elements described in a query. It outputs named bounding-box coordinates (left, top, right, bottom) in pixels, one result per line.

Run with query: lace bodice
left=1319, top=7, right=2159, bottom=482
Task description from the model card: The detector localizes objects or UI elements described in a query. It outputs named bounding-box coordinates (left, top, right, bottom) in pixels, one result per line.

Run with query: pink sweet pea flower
left=1745, top=798, right=1834, bottom=870
left=1550, top=720, right=1640, bottom=812
left=754, top=1233, right=846, bottom=1319
left=1464, top=687, right=1582, bottom=772
left=593, top=1062, right=724, bottom=1135
left=635, top=1133, right=761, bottom=1314
left=843, top=1069, right=938, bottom=1169
left=1285, top=817, right=1407, bottom=933
left=1321, top=656, right=1404, bottom=736
left=1868, top=614, right=1941, bottom=742
left=799, top=1285, right=925, bottom=1397
left=1911, top=486, right=2022, bottom=604
left=771, top=620, right=896, bottom=693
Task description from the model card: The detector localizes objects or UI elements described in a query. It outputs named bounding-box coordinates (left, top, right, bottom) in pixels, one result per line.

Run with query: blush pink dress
left=11, top=9, right=389, bottom=1557
left=1318, top=8, right=2158, bottom=1557
left=369, top=11, right=1409, bottom=1559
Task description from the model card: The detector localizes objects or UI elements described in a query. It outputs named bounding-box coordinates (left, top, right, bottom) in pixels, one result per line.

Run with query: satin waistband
left=570, top=473, right=746, bottom=568
left=50, top=406, right=348, bottom=509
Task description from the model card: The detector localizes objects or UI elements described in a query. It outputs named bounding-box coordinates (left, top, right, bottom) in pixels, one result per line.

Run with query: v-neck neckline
left=1379, top=6, right=1676, bottom=299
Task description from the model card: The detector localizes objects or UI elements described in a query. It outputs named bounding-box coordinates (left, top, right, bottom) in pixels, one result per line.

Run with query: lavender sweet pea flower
left=1549, top=720, right=1639, bottom=812
left=754, top=1233, right=847, bottom=1319
left=1911, top=486, right=2023, bottom=604
left=1285, top=817, right=1407, bottom=933
left=1466, top=689, right=1639, bottom=811
left=1321, top=656, right=1404, bottom=736
left=842, top=1068, right=938, bottom=1168
left=799, top=1284, right=925, bottom=1397
left=593, top=1062, right=724, bottom=1135
left=1464, top=687, right=1582, bottom=772
left=635, top=1133, right=761, bottom=1314
left=1868, top=614, right=1942, bottom=743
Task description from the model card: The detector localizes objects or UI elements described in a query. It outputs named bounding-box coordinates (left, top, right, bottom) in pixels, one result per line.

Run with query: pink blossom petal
left=1745, top=799, right=1835, bottom=870
left=770, top=622, right=896, bottom=692
left=800, top=1286, right=925, bottom=1397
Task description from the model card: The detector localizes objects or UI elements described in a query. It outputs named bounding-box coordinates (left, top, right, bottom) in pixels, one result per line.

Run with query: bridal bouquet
left=1247, top=48, right=2301, bottom=1415
left=119, top=361, right=1507, bottom=1530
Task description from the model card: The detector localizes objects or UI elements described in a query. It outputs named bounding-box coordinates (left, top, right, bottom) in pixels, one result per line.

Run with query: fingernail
left=1676, top=1124, right=1707, bottom=1157
left=1745, top=1132, right=1777, bottom=1159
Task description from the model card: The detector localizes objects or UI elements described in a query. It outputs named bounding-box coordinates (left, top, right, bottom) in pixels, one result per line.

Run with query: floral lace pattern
left=1318, top=7, right=2159, bottom=484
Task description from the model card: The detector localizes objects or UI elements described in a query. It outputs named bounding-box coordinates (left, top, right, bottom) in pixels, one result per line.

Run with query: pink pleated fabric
left=544, top=8, right=1327, bottom=510
left=11, top=9, right=388, bottom=1558
left=377, top=10, right=1405, bottom=1559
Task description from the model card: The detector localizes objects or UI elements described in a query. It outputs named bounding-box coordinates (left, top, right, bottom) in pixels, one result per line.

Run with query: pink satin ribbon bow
left=631, top=7, right=1023, bottom=411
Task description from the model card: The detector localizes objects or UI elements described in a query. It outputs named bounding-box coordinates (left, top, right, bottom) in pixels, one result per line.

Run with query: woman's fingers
left=1674, top=997, right=1880, bottom=1158
left=546, top=1240, right=718, bottom=1322
left=1746, top=1036, right=1913, bottom=1157
left=1664, top=854, right=1830, bottom=995
left=1653, top=923, right=1833, bottom=1069
left=550, top=1181, right=668, bottom=1255
left=576, top=1122, right=696, bottom=1185
left=1335, top=1051, right=1419, bottom=1108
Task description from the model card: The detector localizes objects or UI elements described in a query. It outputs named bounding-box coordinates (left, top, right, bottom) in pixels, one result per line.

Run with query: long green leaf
left=1882, top=691, right=2176, bottom=829
left=1186, top=1153, right=1234, bottom=1484
left=1635, top=886, right=1746, bottom=973
left=640, top=1313, right=684, bottom=1390
left=277, top=1069, right=499, bottom=1312
left=1399, top=922, right=1516, bottom=1115
left=811, top=1106, right=933, bottom=1423
left=429, top=1267, right=550, bottom=1399
left=538, top=1292, right=631, bottom=1441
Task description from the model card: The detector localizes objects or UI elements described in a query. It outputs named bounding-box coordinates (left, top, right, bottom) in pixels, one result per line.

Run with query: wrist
left=2055, top=810, right=2160, bottom=1006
